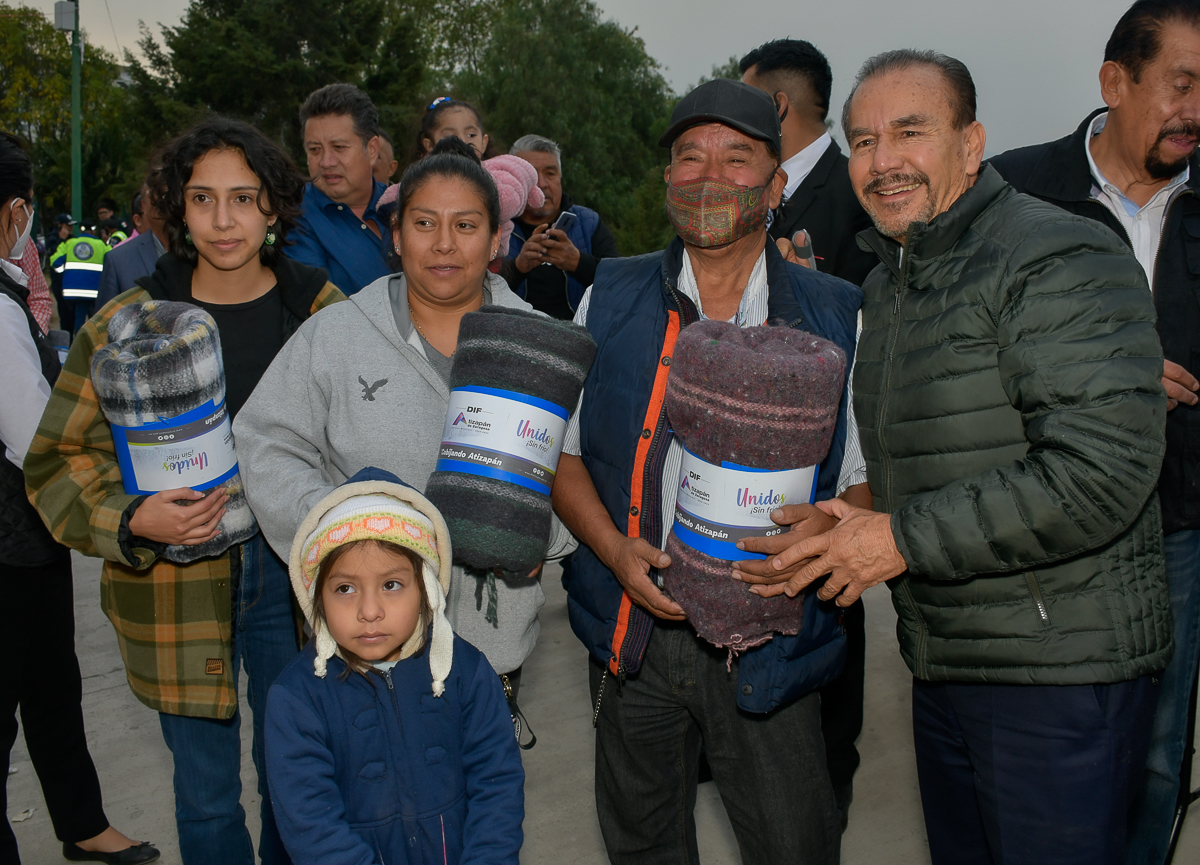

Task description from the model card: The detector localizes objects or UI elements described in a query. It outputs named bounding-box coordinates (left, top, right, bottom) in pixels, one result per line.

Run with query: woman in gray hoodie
left=234, top=137, right=572, bottom=700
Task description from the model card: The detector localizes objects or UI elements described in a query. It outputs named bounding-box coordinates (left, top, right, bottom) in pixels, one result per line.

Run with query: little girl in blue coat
left=264, top=466, right=524, bottom=865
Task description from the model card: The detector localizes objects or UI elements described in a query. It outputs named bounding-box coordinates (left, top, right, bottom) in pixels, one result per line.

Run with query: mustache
left=863, top=171, right=931, bottom=196
left=1157, top=122, right=1200, bottom=144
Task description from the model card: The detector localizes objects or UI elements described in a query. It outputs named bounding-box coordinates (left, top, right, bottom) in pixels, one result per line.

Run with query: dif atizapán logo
left=453, top=412, right=468, bottom=426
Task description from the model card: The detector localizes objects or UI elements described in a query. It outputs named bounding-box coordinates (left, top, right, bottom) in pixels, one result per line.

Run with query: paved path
left=8, top=554, right=1199, bottom=863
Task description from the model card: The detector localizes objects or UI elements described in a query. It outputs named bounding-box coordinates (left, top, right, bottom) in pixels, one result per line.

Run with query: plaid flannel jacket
left=25, top=281, right=344, bottom=719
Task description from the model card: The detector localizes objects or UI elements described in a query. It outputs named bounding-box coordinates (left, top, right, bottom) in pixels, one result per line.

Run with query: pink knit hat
left=483, top=154, right=545, bottom=257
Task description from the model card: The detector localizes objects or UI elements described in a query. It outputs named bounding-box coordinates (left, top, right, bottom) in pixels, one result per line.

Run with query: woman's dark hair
left=409, top=97, right=492, bottom=163
left=149, top=116, right=306, bottom=268
left=311, top=540, right=433, bottom=679
left=395, top=136, right=501, bottom=234
left=0, top=131, right=33, bottom=208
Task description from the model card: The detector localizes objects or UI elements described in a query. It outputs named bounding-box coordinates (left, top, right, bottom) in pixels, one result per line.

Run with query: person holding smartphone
left=505, top=135, right=618, bottom=320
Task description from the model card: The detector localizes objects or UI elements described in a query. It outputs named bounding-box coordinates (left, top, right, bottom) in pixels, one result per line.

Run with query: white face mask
left=8, top=200, right=32, bottom=261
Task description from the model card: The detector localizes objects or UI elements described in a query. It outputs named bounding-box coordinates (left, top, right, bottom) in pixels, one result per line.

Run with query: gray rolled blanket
left=425, top=305, right=596, bottom=575
left=90, top=300, right=257, bottom=563
left=663, top=319, right=846, bottom=650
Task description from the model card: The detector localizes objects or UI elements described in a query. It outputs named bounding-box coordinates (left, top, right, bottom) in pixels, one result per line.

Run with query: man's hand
left=600, top=535, right=684, bottom=620
left=1163, top=359, right=1199, bottom=410
left=514, top=223, right=550, bottom=273
left=540, top=228, right=581, bottom=272
left=739, top=498, right=907, bottom=606
left=731, top=503, right=837, bottom=584
left=128, top=487, right=228, bottom=546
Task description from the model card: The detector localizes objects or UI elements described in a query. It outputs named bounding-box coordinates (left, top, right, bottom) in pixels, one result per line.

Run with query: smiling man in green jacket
left=738, top=49, right=1173, bottom=864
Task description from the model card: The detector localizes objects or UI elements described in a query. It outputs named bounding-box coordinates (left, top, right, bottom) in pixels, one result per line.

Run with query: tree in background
left=454, top=0, right=674, bottom=254
left=5, top=0, right=684, bottom=255
left=128, top=0, right=425, bottom=158
left=0, top=2, right=143, bottom=229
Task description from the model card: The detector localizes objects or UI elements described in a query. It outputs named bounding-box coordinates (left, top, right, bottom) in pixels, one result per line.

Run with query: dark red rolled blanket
left=663, top=319, right=846, bottom=650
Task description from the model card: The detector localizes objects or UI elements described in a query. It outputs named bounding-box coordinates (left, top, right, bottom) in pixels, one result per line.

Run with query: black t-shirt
left=193, top=287, right=283, bottom=419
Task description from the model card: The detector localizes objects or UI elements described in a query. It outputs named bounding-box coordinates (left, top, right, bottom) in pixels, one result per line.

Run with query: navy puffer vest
left=562, top=238, right=863, bottom=713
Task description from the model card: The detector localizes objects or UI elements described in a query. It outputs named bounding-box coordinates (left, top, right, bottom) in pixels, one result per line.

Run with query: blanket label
left=111, top=399, right=239, bottom=495
left=435, top=386, right=568, bottom=496
left=672, top=449, right=818, bottom=562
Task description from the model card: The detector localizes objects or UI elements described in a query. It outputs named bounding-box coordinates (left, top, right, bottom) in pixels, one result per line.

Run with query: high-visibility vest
left=51, top=235, right=108, bottom=301
left=106, top=231, right=128, bottom=248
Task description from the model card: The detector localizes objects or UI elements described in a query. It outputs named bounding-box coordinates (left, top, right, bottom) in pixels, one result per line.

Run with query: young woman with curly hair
left=25, top=116, right=345, bottom=865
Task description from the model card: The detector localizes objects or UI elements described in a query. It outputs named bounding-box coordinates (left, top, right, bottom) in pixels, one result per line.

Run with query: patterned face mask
left=666, top=177, right=769, bottom=248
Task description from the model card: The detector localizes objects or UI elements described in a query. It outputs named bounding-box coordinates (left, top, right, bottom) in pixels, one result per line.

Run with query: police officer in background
left=51, top=222, right=107, bottom=335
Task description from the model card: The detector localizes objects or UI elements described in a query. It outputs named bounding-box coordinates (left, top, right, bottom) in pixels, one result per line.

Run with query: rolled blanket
left=90, top=300, right=258, bottom=563
left=662, top=319, right=846, bottom=651
left=425, top=305, right=596, bottom=575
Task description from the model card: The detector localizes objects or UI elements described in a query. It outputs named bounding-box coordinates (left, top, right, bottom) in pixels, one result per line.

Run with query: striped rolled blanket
left=425, top=305, right=596, bottom=575
left=90, top=300, right=257, bottom=563
left=663, top=319, right=846, bottom=650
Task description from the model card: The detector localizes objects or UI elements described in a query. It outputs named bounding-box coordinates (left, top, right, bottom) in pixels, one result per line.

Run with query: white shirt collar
left=0, top=258, right=28, bottom=289
left=1085, top=111, right=1189, bottom=215
left=781, top=132, right=833, bottom=202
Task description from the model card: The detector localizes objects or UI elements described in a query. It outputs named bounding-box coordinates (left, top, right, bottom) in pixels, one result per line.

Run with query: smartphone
left=551, top=210, right=578, bottom=233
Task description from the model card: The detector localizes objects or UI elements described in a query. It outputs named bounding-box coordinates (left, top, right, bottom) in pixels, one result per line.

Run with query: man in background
left=95, top=181, right=167, bottom=310
left=505, top=134, right=618, bottom=319
left=741, top=39, right=876, bottom=286
left=287, top=83, right=390, bottom=295
left=50, top=221, right=106, bottom=334
left=991, top=2, right=1200, bottom=861
left=94, top=197, right=117, bottom=225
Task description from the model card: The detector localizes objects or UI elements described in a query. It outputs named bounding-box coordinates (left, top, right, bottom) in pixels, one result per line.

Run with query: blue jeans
left=914, top=676, right=1158, bottom=865
left=1127, top=528, right=1200, bottom=865
left=158, top=534, right=298, bottom=865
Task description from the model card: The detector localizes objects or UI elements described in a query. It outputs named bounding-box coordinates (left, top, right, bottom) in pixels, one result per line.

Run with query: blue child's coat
left=265, top=635, right=524, bottom=865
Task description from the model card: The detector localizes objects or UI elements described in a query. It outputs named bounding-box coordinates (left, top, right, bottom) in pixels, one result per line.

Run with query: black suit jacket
left=770, top=139, right=878, bottom=287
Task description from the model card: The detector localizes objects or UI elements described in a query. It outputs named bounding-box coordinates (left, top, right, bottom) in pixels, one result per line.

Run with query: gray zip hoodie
left=233, top=271, right=574, bottom=674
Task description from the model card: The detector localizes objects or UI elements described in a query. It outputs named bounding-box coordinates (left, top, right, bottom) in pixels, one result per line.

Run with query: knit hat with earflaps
left=288, top=467, right=455, bottom=695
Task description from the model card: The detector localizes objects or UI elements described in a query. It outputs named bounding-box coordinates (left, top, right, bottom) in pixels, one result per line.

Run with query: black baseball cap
left=54, top=213, right=75, bottom=225
left=658, top=78, right=782, bottom=155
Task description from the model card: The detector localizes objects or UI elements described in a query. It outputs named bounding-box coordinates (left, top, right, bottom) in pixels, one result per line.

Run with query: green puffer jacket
left=854, top=165, right=1173, bottom=685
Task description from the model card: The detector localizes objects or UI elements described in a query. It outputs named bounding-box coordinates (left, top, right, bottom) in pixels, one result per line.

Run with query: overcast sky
left=30, top=0, right=1133, bottom=155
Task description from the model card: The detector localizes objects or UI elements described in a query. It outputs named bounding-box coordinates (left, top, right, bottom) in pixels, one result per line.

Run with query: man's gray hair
left=840, top=49, right=977, bottom=139
left=510, top=134, right=562, bottom=167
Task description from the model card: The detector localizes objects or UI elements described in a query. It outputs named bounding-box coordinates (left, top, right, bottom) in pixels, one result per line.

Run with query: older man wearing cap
left=551, top=78, right=865, bottom=864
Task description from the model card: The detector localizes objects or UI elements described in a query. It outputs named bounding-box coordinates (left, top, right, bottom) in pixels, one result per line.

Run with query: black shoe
left=62, top=841, right=160, bottom=864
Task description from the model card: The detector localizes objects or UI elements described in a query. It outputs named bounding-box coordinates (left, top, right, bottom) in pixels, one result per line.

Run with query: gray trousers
left=589, top=623, right=840, bottom=865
